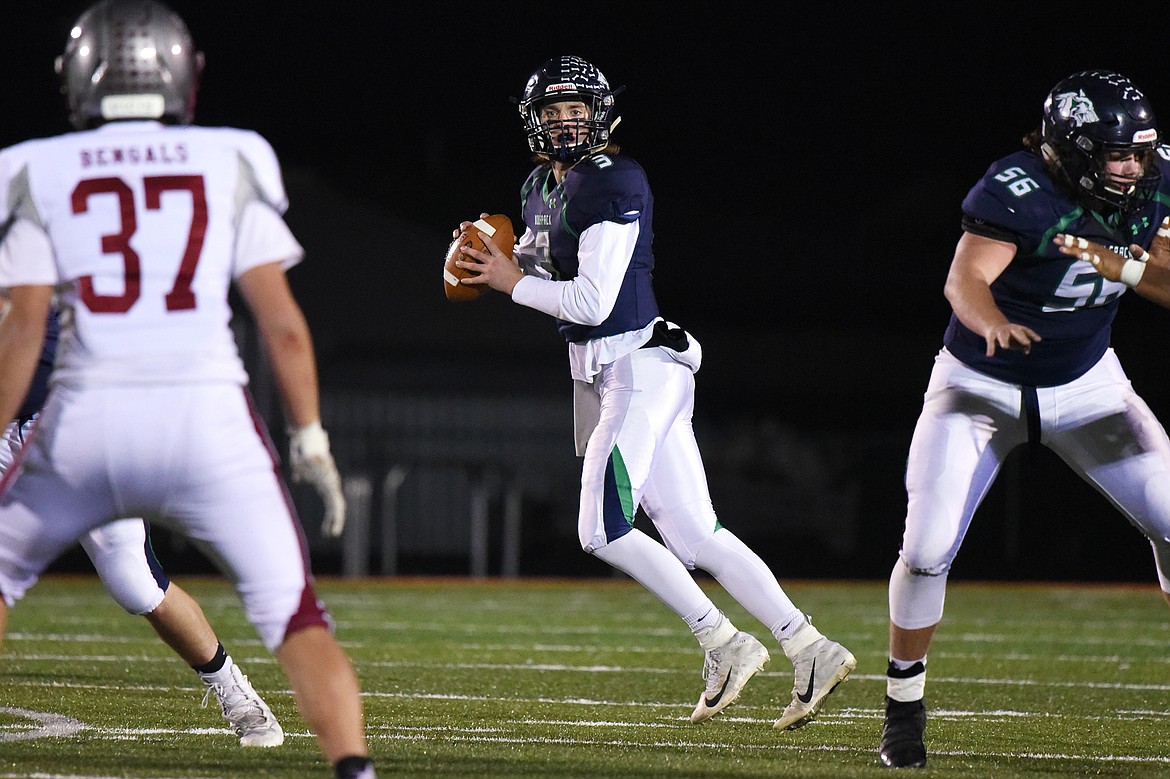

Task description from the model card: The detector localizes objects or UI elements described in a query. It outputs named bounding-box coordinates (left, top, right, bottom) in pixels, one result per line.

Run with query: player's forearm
left=236, top=263, right=321, bottom=429
left=259, top=319, right=321, bottom=429
left=0, top=292, right=49, bottom=423
left=944, top=274, right=1010, bottom=340
left=1131, top=264, right=1170, bottom=309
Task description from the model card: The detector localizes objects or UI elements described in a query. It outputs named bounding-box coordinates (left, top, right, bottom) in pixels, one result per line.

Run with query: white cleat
left=690, top=631, right=770, bottom=723
left=201, top=661, right=285, bottom=747
left=773, top=637, right=856, bottom=730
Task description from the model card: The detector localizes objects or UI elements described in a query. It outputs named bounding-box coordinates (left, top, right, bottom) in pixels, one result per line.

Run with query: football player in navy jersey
left=880, top=70, right=1170, bottom=769
left=455, top=55, right=856, bottom=731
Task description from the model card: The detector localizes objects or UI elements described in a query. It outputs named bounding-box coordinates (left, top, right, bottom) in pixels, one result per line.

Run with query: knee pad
left=898, top=550, right=952, bottom=578
left=889, top=556, right=949, bottom=630
left=82, top=522, right=167, bottom=615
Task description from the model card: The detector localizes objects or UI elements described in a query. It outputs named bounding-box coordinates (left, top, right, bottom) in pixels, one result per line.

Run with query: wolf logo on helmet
left=1053, top=90, right=1100, bottom=127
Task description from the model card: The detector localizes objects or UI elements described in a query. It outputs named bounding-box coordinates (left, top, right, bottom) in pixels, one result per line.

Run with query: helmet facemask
left=524, top=92, right=615, bottom=163
left=1086, top=141, right=1159, bottom=206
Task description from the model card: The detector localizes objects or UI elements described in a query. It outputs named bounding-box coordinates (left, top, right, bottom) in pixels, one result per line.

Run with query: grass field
left=2, top=575, right=1169, bottom=778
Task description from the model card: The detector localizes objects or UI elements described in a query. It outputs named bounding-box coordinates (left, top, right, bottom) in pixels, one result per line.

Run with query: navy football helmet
left=56, top=0, right=204, bottom=130
left=519, top=56, right=619, bottom=163
left=1040, top=70, right=1160, bottom=212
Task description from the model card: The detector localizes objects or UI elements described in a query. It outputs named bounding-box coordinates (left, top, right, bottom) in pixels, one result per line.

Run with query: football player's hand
left=1146, top=216, right=1170, bottom=268
left=456, top=232, right=524, bottom=295
left=984, top=322, right=1041, bottom=357
left=289, top=420, right=347, bottom=537
left=452, top=213, right=490, bottom=239
left=1052, top=232, right=1151, bottom=286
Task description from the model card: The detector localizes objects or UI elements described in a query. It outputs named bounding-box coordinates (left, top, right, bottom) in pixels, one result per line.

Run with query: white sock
left=779, top=619, right=824, bottom=659
left=688, top=609, right=737, bottom=651
left=770, top=611, right=807, bottom=642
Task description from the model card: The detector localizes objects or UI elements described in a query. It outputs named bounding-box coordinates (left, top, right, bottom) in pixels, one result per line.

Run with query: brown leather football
left=442, top=214, right=515, bottom=302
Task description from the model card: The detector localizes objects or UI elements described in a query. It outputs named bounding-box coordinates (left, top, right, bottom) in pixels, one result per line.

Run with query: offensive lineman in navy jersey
left=456, top=55, right=855, bottom=731
left=880, top=70, right=1170, bottom=769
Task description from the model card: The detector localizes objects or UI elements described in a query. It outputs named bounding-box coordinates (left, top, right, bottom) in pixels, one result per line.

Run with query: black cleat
left=879, top=696, right=927, bottom=768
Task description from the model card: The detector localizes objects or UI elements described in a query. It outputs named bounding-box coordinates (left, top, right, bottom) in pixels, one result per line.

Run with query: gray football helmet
left=55, top=0, right=204, bottom=130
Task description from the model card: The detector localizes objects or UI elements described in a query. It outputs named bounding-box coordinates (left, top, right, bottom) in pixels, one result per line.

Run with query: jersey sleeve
left=565, top=157, right=648, bottom=233
left=0, top=218, right=58, bottom=288
left=234, top=130, right=291, bottom=213
left=960, top=154, right=1057, bottom=255
left=233, top=201, right=303, bottom=275
left=230, top=131, right=303, bottom=275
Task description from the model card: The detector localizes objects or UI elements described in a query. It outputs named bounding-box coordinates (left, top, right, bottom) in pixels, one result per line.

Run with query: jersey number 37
left=71, top=174, right=207, bottom=314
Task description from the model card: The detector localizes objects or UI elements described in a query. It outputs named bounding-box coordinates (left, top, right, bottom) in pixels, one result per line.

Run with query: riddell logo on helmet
left=1133, top=129, right=1158, bottom=143
left=547, top=83, right=577, bottom=93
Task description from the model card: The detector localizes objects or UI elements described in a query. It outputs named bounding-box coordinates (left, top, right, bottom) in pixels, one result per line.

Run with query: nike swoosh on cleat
left=704, top=672, right=733, bottom=708
left=796, top=659, right=817, bottom=704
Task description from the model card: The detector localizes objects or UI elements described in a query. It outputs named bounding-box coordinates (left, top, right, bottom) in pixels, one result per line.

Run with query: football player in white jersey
left=1, top=306, right=284, bottom=748
left=456, top=56, right=856, bottom=731
left=0, top=2, right=374, bottom=777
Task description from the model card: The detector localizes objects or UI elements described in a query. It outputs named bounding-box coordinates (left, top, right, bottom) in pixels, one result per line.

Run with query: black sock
left=334, top=755, right=375, bottom=779
left=885, top=659, right=926, bottom=679
left=192, top=642, right=228, bottom=675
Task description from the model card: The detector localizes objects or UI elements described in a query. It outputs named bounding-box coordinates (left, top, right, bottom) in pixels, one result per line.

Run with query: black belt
left=640, top=320, right=689, bottom=351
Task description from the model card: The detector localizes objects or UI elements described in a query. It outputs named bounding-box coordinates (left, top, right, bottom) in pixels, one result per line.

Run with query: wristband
left=1120, top=259, right=1147, bottom=287
left=289, top=419, right=323, bottom=437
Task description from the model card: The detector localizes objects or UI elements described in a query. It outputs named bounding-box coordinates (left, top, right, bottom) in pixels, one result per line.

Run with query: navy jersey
left=945, top=147, right=1170, bottom=386
left=16, top=310, right=59, bottom=421
left=519, top=153, right=659, bottom=342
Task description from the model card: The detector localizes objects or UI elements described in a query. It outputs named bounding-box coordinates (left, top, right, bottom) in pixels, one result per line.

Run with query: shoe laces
left=201, top=673, right=273, bottom=733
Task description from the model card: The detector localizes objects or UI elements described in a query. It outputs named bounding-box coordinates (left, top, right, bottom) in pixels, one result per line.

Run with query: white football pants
left=2, top=419, right=166, bottom=614
left=891, top=348, right=1170, bottom=630
left=578, top=346, right=719, bottom=559
left=580, top=347, right=801, bottom=633
left=0, top=383, right=326, bottom=651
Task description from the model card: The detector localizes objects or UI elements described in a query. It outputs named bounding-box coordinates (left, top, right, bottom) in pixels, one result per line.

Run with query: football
left=442, top=214, right=515, bottom=302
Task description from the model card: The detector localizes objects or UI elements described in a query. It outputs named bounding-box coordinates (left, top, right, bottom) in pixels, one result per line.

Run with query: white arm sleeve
left=511, top=218, right=639, bottom=326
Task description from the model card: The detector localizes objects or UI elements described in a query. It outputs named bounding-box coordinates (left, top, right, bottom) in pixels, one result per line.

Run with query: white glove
left=288, top=420, right=346, bottom=537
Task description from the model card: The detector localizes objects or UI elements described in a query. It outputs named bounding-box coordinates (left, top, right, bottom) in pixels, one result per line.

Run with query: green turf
left=2, top=576, right=1168, bottom=778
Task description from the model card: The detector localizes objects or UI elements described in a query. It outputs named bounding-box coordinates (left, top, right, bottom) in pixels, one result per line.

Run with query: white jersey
left=0, top=120, right=302, bottom=387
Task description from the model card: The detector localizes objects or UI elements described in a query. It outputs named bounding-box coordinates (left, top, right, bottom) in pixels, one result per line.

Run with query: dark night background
left=4, top=1, right=1170, bottom=583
